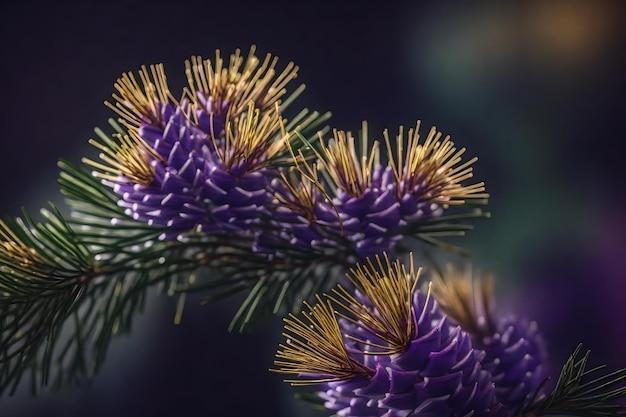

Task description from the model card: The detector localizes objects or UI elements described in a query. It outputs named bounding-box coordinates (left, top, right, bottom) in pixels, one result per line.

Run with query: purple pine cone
left=332, top=165, right=403, bottom=259
left=273, top=255, right=507, bottom=417
left=88, top=47, right=302, bottom=240
left=481, top=317, right=546, bottom=408
left=261, top=121, right=488, bottom=262
left=97, top=100, right=287, bottom=240
left=321, top=291, right=502, bottom=416
left=112, top=101, right=221, bottom=239
left=430, top=269, right=548, bottom=410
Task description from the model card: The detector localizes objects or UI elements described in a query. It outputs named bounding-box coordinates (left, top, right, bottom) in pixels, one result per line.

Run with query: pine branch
left=520, top=344, right=626, bottom=417
left=0, top=236, right=204, bottom=394
left=0, top=206, right=94, bottom=394
left=175, top=234, right=352, bottom=332
left=404, top=207, right=491, bottom=258
left=58, top=156, right=166, bottom=250
left=0, top=191, right=205, bottom=394
left=1, top=48, right=504, bottom=400
left=1, top=145, right=350, bottom=392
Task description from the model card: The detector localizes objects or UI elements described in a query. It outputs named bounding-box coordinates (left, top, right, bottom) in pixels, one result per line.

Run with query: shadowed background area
left=0, top=1, right=624, bottom=416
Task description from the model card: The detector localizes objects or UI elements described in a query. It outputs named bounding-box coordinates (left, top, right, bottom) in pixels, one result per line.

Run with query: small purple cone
left=480, top=317, right=547, bottom=408
left=320, top=292, right=505, bottom=416
left=111, top=98, right=279, bottom=239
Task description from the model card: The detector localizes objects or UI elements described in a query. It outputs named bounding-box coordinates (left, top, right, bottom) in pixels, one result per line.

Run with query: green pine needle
left=520, top=344, right=626, bottom=417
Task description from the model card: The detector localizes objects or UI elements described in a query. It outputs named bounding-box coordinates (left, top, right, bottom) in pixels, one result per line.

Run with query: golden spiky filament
left=328, top=253, right=420, bottom=355
left=272, top=295, right=373, bottom=386
left=384, top=121, right=489, bottom=207
left=0, top=221, right=47, bottom=271
left=430, top=265, right=497, bottom=339
left=315, top=123, right=381, bottom=197
left=185, top=45, right=299, bottom=118
left=217, top=102, right=288, bottom=171
left=274, top=167, right=322, bottom=221
left=83, top=129, right=163, bottom=186
left=273, top=148, right=342, bottom=228
left=105, top=63, right=174, bottom=129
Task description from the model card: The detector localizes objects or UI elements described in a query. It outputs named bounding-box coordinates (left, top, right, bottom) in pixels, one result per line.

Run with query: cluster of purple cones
left=274, top=255, right=546, bottom=417
left=86, top=47, right=487, bottom=263
left=85, top=47, right=557, bottom=416
left=0, top=45, right=624, bottom=416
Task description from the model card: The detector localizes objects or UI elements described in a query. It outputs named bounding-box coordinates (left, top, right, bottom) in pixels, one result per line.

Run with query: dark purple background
left=1, top=1, right=625, bottom=416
